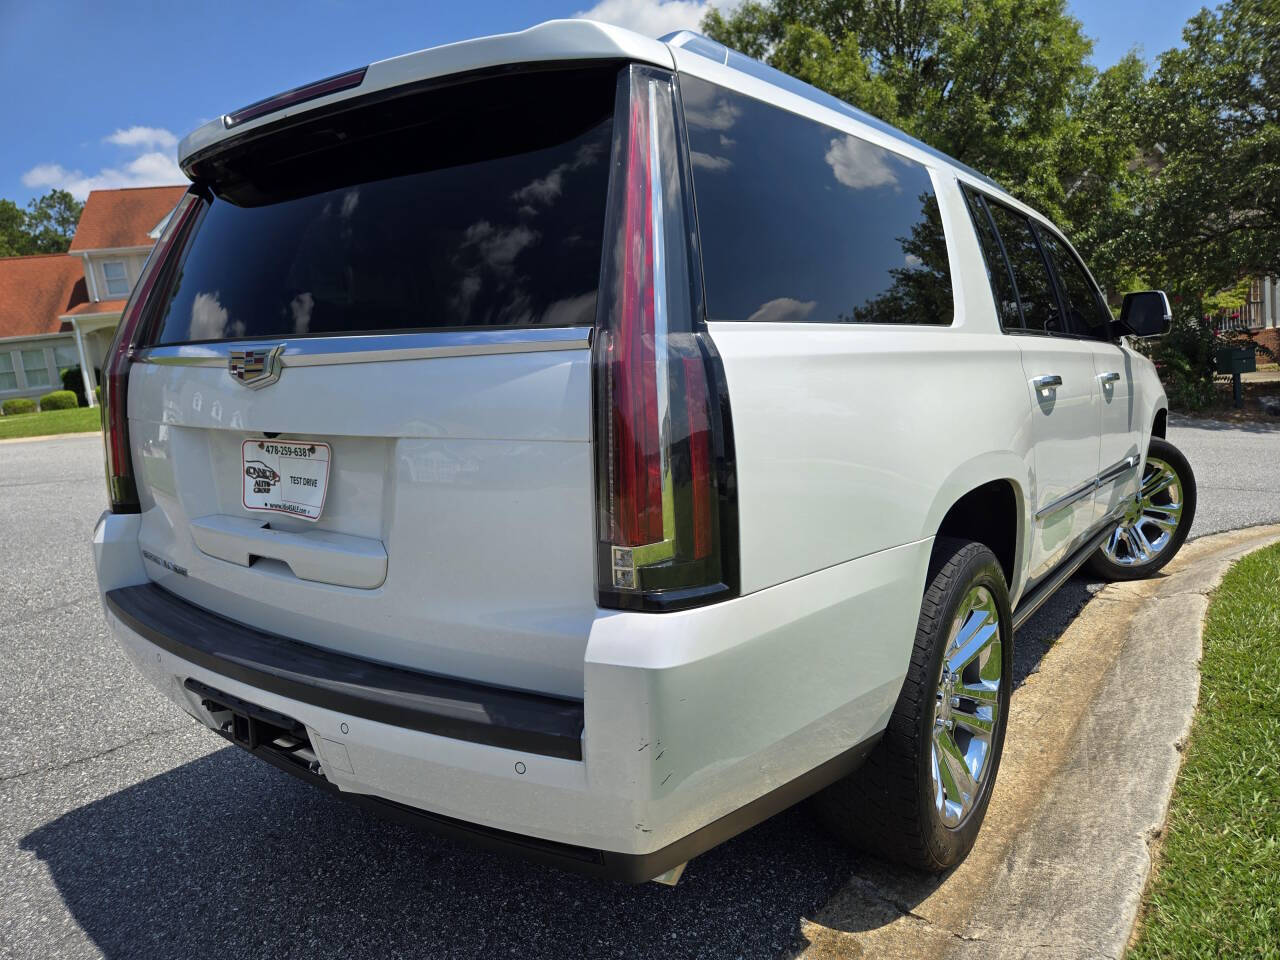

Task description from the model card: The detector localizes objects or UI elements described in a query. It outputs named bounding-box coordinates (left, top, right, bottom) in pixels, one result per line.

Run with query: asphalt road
left=2, top=419, right=1277, bottom=960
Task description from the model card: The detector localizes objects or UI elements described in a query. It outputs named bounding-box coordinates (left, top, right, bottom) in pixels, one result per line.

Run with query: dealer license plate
left=241, top=439, right=331, bottom=522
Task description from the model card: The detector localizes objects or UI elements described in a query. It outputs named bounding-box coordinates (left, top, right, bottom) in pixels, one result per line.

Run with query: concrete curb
left=796, top=524, right=1280, bottom=960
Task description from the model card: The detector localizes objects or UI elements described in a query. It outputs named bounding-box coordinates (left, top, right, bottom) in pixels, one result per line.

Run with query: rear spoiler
left=178, top=18, right=674, bottom=176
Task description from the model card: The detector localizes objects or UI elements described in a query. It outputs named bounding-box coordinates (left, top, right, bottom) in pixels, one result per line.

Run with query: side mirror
left=1118, top=290, right=1172, bottom=338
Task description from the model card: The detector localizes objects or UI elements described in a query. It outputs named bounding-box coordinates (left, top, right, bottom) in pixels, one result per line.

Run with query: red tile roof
left=63, top=298, right=127, bottom=318
left=68, top=185, right=187, bottom=252
left=0, top=254, right=88, bottom=339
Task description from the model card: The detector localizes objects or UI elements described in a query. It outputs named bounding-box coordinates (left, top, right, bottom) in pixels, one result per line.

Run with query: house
left=0, top=184, right=186, bottom=408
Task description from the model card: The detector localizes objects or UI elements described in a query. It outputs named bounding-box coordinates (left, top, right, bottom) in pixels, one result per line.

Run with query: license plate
left=241, top=438, right=331, bottom=521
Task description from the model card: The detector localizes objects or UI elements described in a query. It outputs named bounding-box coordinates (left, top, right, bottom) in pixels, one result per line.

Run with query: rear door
left=127, top=66, right=621, bottom=699
left=977, top=197, right=1101, bottom=584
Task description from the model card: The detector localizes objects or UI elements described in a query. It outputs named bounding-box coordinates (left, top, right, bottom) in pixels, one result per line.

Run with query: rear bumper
left=95, top=511, right=929, bottom=881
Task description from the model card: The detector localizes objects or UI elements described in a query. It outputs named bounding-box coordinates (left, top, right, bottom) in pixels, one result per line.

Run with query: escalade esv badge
left=228, top=345, right=284, bottom=389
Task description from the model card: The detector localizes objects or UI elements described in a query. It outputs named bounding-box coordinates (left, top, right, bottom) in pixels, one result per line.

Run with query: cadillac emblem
left=228, top=345, right=284, bottom=389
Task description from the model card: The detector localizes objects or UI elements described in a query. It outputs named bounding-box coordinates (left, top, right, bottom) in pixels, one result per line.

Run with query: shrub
left=2, top=397, right=37, bottom=416
left=39, top=390, right=79, bottom=411
left=61, top=366, right=88, bottom=406
left=95, top=385, right=101, bottom=403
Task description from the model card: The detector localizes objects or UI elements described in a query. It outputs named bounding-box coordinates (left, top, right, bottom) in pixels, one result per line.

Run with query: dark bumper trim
left=104, top=582, right=585, bottom=761
left=232, top=716, right=879, bottom=883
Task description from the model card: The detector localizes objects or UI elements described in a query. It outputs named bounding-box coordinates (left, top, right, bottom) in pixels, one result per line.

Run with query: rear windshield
left=150, top=67, right=618, bottom=345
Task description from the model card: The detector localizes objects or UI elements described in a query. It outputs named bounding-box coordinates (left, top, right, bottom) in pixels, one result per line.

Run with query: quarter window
left=962, top=188, right=1022, bottom=330
left=1037, top=229, right=1114, bottom=341
left=103, top=261, right=130, bottom=297
left=682, top=76, right=953, bottom=325
left=983, top=201, right=1063, bottom=334
left=21, top=349, right=52, bottom=388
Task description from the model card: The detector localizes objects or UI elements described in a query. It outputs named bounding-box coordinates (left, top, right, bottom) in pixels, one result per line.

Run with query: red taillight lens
left=594, top=66, right=737, bottom=611
left=223, top=66, right=367, bottom=128
left=102, top=192, right=203, bottom=513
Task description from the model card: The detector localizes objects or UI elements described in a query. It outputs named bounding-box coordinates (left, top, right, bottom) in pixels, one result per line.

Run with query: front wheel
left=1087, top=436, right=1197, bottom=581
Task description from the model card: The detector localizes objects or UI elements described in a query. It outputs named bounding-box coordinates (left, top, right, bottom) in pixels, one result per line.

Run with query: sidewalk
left=794, top=524, right=1280, bottom=960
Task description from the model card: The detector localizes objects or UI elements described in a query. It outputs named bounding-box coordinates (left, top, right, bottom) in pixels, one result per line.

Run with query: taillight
left=594, top=66, right=738, bottom=611
left=101, top=192, right=203, bottom=513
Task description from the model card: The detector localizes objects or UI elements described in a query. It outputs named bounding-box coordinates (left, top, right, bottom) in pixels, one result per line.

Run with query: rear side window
left=681, top=76, right=953, bottom=326
left=962, top=188, right=1022, bottom=330
left=1037, top=228, right=1114, bottom=340
left=983, top=200, right=1063, bottom=334
left=149, top=68, right=617, bottom=344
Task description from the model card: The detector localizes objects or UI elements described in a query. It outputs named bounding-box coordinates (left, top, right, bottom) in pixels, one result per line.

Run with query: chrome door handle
left=1098, top=371, right=1121, bottom=384
left=1032, top=374, right=1063, bottom=390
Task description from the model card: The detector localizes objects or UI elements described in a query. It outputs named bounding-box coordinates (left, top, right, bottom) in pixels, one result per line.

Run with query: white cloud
left=574, top=0, right=739, bottom=38
left=690, top=150, right=732, bottom=171
left=104, top=126, right=179, bottom=150
left=21, top=126, right=185, bottom=201
left=824, top=135, right=900, bottom=191
left=747, top=297, right=817, bottom=323
left=190, top=291, right=243, bottom=340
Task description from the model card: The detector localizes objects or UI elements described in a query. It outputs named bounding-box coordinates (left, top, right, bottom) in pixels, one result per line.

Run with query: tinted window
left=962, top=188, right=1022, bottom=329
left=984, top=201, right=1063, bottom=334
left=150, top=69, right=616, bottom=344
left=682, top=76, right=953, bottom=325
left=1037, top=229, right=1114, bottom=340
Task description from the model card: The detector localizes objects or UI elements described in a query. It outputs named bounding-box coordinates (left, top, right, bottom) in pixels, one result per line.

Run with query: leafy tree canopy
left=0, top=189, right=83, bottom=257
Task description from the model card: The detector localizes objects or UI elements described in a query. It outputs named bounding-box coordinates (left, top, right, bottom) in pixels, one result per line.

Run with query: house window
left=54, top=344, right=80, bottom=373
left=0, top=353, right=16, bottom=391
left=21, top=349, right=52, bottom=388
left=103, top=260, right=130, bottom=297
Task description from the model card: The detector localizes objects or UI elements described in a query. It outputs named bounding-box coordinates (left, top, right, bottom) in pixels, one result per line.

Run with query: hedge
left=2, top=397, right=37, bottom=416
left=39, top=390, right=80, bottom=411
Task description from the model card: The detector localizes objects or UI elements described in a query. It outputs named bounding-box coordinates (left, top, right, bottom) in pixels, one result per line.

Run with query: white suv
left=93, top=20, right=1197, bottom=884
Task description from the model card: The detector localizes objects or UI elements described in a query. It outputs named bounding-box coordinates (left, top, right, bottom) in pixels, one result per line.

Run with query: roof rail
left=659, top=30, right=1003, bottom=192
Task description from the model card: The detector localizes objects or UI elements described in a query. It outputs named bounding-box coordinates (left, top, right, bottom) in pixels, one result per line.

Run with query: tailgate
left=124, top=66, right=619, bottom=699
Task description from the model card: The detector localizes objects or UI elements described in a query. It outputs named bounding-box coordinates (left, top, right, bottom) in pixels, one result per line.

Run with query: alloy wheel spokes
left=1101, top=457, right=1183, bottom=567
left=931, top=585, right=1002, bottom=828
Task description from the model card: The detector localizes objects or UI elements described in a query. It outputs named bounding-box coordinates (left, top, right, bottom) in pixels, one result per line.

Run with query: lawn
left=1128, top=542, right=1280, bottom=958
left=0, top=406, right=101, bottom=440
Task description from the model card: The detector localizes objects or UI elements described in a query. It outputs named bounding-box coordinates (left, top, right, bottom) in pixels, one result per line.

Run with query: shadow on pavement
left=21, top=578, right=1093, bottom=960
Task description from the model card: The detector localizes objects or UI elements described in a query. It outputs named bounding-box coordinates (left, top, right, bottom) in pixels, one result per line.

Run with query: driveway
left=2, top=418, right=1278, bottom=960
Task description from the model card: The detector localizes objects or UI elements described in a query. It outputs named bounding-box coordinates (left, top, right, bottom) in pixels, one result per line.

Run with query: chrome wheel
left=1101, top=457, right=1184, bottom=567
left=931, top=585, right=1002, bottom=828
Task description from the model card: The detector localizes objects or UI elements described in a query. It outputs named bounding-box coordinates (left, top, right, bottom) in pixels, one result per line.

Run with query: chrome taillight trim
left=134, top=327, right=593, bottom=368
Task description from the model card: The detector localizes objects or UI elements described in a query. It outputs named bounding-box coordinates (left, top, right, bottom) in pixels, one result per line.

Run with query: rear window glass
left=150, top=68, right=617, bottom=344
left=681, top=76, right=953, bottom=325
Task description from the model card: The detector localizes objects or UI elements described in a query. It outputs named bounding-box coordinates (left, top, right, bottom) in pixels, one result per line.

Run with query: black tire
left=814, top=538, right=1013, bottom=871
left=1086, top=436, right=1197, bottom=582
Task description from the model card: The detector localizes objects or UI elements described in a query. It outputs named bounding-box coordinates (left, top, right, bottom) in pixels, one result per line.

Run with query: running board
left=1012, top=522, right=1115, bottom=631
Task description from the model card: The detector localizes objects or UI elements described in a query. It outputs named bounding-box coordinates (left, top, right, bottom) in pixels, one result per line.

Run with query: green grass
left=1129, top=542, right=1280, bottom=959
left=0, top=406, right=101, bottom=440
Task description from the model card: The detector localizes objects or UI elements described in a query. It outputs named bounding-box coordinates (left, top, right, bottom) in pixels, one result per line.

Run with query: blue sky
left=0, top=0, right=1208, bottom=206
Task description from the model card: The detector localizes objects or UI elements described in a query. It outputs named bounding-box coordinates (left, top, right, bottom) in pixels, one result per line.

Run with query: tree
left=0, top=189, right=84, bottom=256
left=22, top=190, right=82, bottom=253
left=0, top=199, right=29, bottom=257
left=1125, top=0, right=1280, bottom=299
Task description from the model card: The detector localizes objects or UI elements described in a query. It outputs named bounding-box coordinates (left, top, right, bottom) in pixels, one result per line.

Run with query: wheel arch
left=1152, top=407, right=1168, bottom=440
left=922, top=453, right=1031, bottom=600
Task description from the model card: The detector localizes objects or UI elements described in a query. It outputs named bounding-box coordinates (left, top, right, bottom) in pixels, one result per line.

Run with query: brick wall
left=1247, top=327, right=1279, bottom=358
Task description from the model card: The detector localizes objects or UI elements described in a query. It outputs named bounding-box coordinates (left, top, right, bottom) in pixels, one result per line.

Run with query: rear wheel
left=815, top=538, right=1013, bottom=871
left=1087, top=436, right=1196, bottom=581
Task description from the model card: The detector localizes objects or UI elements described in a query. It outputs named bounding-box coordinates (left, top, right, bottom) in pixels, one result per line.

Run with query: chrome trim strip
left=1034, top=477, right=1097, bottom=522
left=1097, top=454, right=1140, bottom=486
left=134, top=327, right=593, bottom=368
left=1034, top=455, right=1139, bottom=522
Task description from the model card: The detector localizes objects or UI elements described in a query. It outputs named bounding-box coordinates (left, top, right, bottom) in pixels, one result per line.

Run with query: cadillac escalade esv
left=93, top=20, right=1197, bottom=884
